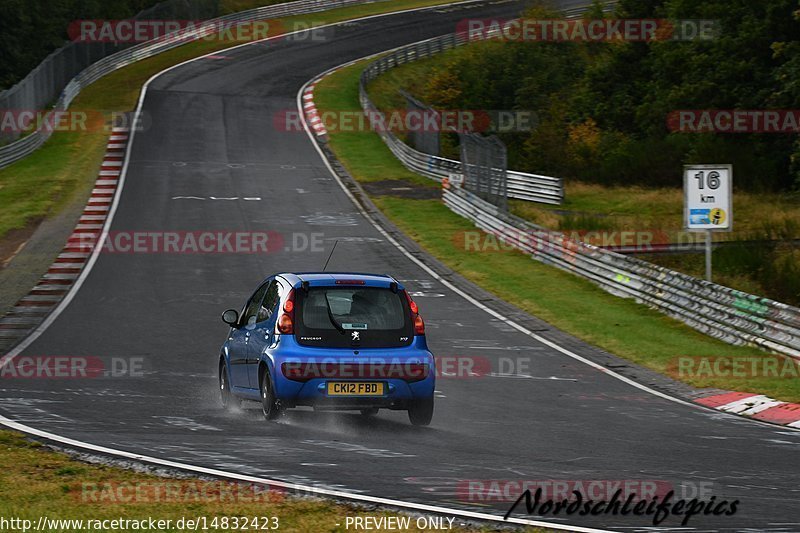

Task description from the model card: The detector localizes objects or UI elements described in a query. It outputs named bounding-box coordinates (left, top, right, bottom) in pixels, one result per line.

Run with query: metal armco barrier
left=443, top=184, right=800, bottom=359
left=358, top=32, right=564, bottom=205
left=0, top=0, right=392, bottom=169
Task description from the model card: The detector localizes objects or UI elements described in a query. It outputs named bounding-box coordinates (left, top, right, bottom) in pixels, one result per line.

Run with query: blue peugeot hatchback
left=218, top=273, right=435, bottom=425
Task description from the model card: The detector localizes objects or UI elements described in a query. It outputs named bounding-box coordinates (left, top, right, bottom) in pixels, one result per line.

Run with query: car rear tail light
left=414, top=314, right=425, bottom=336
left=276, top=289, right=295, bottom=334
left=335, top=280, right=366, bottom=285
left=281, top=362, right=429, bottom=382
left=277, top=314, right=293, bottom=334
left=404, top=290, right=424, bottom=336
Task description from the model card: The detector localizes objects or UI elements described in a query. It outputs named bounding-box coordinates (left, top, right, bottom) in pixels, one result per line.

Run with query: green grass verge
left=314, top=59, right=800, bottom=403
left=0, top=0, right=468, bottom=244
left=0, top=430, right=546, bottom=532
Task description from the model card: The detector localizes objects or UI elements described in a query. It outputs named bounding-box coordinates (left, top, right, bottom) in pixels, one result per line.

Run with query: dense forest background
left=414, top=0, right=800, bottom=192
left=0, top=0, right=192, bottom=90
left=0, top=0, right=170, bottom=89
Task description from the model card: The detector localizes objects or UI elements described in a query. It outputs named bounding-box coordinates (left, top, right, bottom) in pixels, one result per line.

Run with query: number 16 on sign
left=684, top=165, right=733, bottom=282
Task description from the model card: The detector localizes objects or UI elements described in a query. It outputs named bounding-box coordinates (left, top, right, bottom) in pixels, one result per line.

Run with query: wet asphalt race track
left=2, top=1, right=800, bottom=531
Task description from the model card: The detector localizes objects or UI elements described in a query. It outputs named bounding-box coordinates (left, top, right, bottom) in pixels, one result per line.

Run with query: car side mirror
left=222, top=309, right=239, bottom=327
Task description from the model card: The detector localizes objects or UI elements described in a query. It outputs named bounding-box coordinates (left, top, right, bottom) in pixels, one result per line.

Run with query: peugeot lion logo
left=351, top=331, right=360, bottom=341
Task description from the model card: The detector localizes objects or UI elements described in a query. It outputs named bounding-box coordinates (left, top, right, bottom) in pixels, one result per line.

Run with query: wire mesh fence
left=358, top=32, right=563, bottom=205
left=459, top=132, right=508, bottom=212
left=400, top=90, right=440, bottom=156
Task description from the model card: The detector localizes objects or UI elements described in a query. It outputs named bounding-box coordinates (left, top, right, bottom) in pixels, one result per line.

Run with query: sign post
left=684, top=165, right=732, bottom=282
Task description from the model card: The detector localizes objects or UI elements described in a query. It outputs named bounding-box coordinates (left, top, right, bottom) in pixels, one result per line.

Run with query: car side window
left=257, top=281, right=280, bottom=323
left=242, top=282, right=270, bottom=327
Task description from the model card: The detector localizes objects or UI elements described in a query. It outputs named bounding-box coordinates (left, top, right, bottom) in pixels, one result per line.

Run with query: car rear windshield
left=295, top=287, right=413, bottom=348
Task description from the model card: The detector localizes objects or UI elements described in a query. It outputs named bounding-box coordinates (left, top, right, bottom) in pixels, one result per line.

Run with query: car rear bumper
left=276, top=377, right=434, bottom=409
left=267, top=337, right=435, bottom=409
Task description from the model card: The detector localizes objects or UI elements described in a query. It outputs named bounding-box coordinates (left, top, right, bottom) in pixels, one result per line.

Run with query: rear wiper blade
left=324, top=293, right=345, bottom=334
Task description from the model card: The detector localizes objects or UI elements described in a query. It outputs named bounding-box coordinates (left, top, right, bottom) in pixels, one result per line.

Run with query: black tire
left=260, top=369, right=282, bottom=420
left=408, top=397, right=434, bottom=426
left=360, top=407, right=379, bottom=417
left=219, top=362, right=239, bottom=410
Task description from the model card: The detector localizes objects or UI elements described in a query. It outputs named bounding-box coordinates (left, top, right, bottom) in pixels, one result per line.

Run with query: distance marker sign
left=684, top=165, right=732, bottom=231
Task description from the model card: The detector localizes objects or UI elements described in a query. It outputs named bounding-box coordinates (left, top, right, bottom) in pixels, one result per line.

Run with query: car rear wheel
left=360, top=408, right=379, bottom=417
left=408, top=397, right=433, bottom=426
left=260, top=370, right=282, bottom=420
left=219, top=363, right=239, bottom=410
